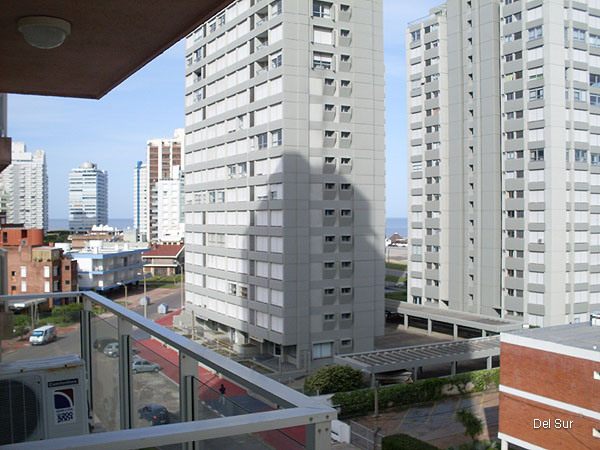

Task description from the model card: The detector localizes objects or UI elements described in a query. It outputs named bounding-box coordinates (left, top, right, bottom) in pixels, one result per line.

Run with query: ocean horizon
left=49, top=217, right=408, bottom=237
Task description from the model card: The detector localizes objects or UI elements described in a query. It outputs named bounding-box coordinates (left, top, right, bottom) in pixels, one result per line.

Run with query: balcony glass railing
left=0, top=291, right=335, bottom=450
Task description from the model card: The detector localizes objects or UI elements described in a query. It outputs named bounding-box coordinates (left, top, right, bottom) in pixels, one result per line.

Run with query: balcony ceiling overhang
left=1, top=0, right=231, bottom=99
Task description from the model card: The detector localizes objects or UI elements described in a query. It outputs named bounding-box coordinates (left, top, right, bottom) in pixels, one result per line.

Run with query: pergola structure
left=335, top=336, right=501, bottom=383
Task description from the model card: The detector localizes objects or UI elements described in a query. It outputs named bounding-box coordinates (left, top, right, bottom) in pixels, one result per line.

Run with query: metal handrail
left=0, top=291, right=336, bottom=449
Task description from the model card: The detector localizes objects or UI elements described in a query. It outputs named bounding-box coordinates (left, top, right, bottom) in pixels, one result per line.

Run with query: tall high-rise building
left=156, top=165, right=184, bottom=242
left=0, top=142, right=48, bottom=230
left=146, top=129, right=184, bottom=241
left=133, top=161, right=148, bottom=241
left=69, top=162, right=108, bottom=232
left=183, top=0, right=385, bottom=367
left=407, top=0, right=600, bottom=327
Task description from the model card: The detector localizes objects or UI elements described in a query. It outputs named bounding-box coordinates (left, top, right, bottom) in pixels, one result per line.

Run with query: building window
left=313, top=1, right=332, bottom=18
left=411, top=30, right=421, bottom=42
left=573, top=28, right=586, bottom=42
left=324, top=288, right=335, bottom=295
left=341, top=312, right=352, bottom=320
left=44, top=266, right=50, bottom=278
left=324, top=262, right=335, bottom=269
left=271, top=53, right=282, bottom=68
left=340, top=157, right=351, bottom=165
left=258, top=133, right=268, bottom=149
left=530, top=149, right=544, bottom=161
left=324, top=314, right=334, bottom=321
left=528, top=26, right=542, bottom=41
left=44, top=281, right=50, bottom=293
left=313, top=342, right=333, bottom=359
left=529, top=87, right=544, bottom=100
left=592, top=94, right=600, bottom=106
left=575, top=149, right=588, bottom=163
left=20, top=266, right=26, bottom=278
left=341, top=287, right=352, bottom=295
left=574, top=88, right=587, bottom=102
left=313, top=52, right=333, bottom=69
left=21, top=281, right=26, bottom=292
left=271, top=129, right=282, bottom=146
left=341, top=261, right=352, bottom=269
left=591, top=74, right=600, bottom=87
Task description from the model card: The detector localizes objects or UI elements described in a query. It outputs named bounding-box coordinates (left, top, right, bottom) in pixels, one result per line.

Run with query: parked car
left=137, top=404, right=169, bottom=426
left=29, top=325, right=56, bottom=345
left=103, top=342, right=139, bottom=358
left=132, top=358, right=161, bottom=374
left=93, top=337, right=117, bottom=352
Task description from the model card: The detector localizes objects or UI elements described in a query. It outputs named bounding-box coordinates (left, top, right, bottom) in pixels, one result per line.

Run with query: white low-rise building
left=71, top=242, right=148, bottom=292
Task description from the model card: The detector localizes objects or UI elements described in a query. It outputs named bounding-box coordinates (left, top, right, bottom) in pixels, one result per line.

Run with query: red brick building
left=499, top=322, right=600, bottom=449
left=1, top=226, right=77, bottom=308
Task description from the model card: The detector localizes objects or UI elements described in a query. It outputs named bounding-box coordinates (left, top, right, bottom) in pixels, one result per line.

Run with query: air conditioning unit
left=0, top=354, right=89, bottom=445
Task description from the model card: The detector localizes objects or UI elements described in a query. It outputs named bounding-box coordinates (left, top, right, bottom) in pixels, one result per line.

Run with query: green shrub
left=332, top=368, right=500, bottom=418
left=382, top=433, right=439, bottom=450
left=456, top=408, right=483, bottom=441
left=304, top=365, right=366, bottom=395
left=12, top=314, right=30, bottom=338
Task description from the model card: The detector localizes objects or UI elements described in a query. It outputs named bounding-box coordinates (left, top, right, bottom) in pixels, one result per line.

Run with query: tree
left=12, top=314, right=30, bottom=339
left=456, top=408, right=483, bottom=441
left=304, top=365, right=366, bottom=395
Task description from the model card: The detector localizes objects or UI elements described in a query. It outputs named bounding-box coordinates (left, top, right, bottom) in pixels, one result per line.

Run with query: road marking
left=395, top=408, right=411, bottom=431
left=425, top=402, right=436, bottom=423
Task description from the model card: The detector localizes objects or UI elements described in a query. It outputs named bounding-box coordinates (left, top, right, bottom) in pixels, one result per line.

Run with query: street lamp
left=117, top=282, right=128, bottom=308
left=137, top=271, right=149, bottom=318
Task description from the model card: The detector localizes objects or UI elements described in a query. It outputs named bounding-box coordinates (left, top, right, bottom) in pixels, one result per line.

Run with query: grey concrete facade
left=184, top=0, right=385, bottom=367
left=408, top=0, right=600, bottom=328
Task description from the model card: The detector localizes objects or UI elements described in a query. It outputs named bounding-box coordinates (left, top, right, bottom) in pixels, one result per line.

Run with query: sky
left=7, top=0, right=441, bottom=220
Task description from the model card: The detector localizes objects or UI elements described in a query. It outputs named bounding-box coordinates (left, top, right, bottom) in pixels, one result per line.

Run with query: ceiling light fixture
left=17, top=16, right=71, bottom=49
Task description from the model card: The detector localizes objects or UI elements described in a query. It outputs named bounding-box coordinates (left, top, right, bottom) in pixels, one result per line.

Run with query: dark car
left=93, top=337, right=118, bottom=352
left=138, top=404, right=169, bottom=425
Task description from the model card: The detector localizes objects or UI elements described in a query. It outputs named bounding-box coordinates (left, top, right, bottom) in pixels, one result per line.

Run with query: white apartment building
left=184, top=0, right=385, bottom=367
left=0, top=142, right=48, bottom=230
left=146, top=129, right=184, bottom=242
left=133, top=161, right=148, bottom=241
left=407, top=0, right=600, bottom=328
left=71, top=242, right=147, bottom=291
left=69, top=162, right=108, bottom=232
left=157, top=165, right=184, bottom=242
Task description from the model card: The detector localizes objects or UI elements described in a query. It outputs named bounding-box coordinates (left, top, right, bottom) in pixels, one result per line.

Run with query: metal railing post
left=306, top=420, right=332, bottom=450
left=180, top=351, right=199, bottom=450
left=118, top=317, right=134, bottom=430
left=81, top=296, right=94, bottom=419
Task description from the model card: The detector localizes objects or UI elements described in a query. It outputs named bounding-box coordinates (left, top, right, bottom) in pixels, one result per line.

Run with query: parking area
left=353, top=391, right=499, bottom=448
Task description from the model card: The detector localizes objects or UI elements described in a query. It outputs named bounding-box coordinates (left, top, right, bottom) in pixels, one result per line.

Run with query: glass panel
left=193, top=375, right=305, bottom=449
left=90, top=312, right=120, bottom=431
left=130, top=332, right=181, bottom=434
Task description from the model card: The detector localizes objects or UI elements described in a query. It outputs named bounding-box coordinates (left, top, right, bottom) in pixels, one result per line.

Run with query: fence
left=349, top=421, right=383, bottom=450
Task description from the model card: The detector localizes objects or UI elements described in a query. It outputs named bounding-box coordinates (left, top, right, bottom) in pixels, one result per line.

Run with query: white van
left=29, top=325, right=57, bottom=345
